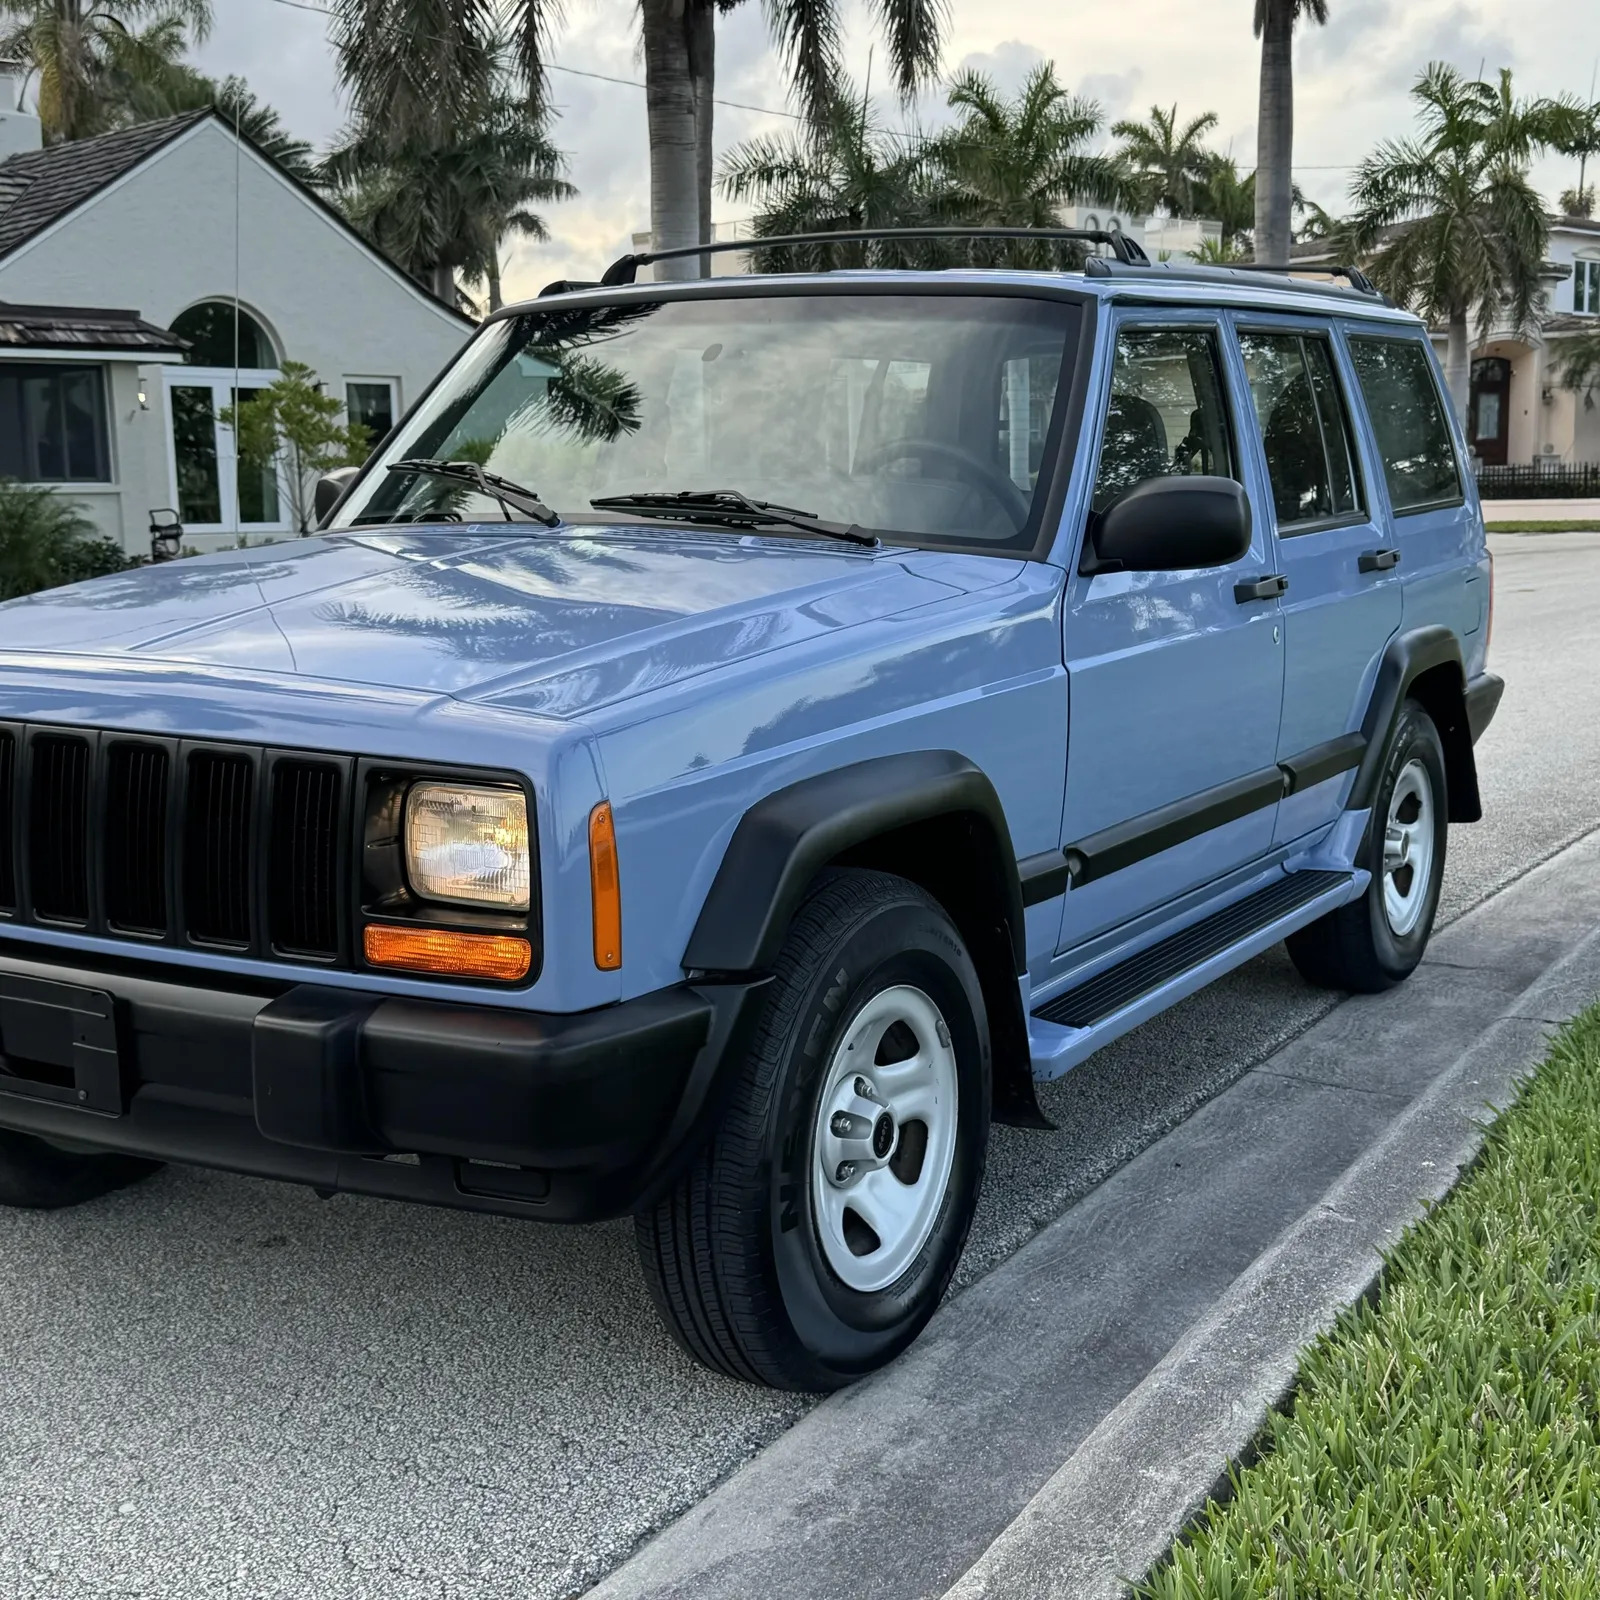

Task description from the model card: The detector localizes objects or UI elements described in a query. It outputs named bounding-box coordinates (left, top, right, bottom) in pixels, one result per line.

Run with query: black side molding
left=685, top=751, right=1026, bottom=976
left=1279, top=732, right=1366, bottom=795
left=1019, top=851, right=1073, bottom=908
left=1465, top=672, right=1504, bottom=743
left=1064, top=766, right=1287, bottom=889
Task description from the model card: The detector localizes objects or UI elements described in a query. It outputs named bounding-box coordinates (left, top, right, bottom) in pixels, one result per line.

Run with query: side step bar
left=1029, top=870, right=1356, bottom=1079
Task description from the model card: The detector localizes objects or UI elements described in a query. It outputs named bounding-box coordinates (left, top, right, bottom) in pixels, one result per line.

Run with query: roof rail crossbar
left=598, top=226, right=1151, bottom=287
left=1083, top=256, right=1384, bottom=299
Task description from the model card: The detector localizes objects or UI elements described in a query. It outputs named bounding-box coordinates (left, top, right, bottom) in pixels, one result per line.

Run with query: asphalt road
left=2, top=532, right=1596, bottom=1600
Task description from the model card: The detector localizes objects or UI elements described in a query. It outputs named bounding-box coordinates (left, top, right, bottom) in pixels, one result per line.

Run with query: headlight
left=404, top=783, right=531, bottom=910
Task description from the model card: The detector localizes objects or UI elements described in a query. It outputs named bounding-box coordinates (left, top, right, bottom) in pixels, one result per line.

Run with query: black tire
left=1287, top=698, right=1448, bottom=994
left=636, top=868, right=991, bottom=1391
left=0, top=1128, right=162, bottom=1209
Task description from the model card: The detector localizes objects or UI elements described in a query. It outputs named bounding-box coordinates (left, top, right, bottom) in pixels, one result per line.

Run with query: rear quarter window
left=1346, top=336, right=1463, bottom=514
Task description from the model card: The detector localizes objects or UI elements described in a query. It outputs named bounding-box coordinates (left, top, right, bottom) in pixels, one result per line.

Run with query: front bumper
left=0, top=937, right=765, bottom=1221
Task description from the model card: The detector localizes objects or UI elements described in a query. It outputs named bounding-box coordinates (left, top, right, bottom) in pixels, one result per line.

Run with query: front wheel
left=1287, top=697, right=1448, bottom=993
left=636, top=868, right=991, bottom=1391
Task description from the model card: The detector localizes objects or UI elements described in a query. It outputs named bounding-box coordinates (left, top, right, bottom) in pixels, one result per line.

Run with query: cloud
left=954, top=39, right=1047, bottom=93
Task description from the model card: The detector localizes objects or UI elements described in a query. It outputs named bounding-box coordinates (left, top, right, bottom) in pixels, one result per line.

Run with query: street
left=1, top=531, right=1595, bottom=1600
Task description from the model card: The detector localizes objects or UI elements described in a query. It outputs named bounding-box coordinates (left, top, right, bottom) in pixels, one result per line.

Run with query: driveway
left=1, top=531, right=1594, bottom=1600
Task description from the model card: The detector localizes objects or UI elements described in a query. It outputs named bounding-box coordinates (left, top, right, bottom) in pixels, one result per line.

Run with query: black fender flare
left=1350, top=625, right=1481, bottom=823
left=684, top=750, right=1028, bottom=977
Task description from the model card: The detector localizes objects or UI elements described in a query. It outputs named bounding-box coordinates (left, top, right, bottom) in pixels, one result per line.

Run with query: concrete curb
left=939, top=925, right=1600, bottom=1600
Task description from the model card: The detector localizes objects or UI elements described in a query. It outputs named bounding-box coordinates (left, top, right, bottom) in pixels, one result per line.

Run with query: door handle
left=1234, top=573, right=1289, bottom=604
left=1358, top=547, right=1401, bottom=573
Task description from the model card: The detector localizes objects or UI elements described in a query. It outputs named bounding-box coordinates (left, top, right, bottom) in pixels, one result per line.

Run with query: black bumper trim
left=0, top=939, right=763, bottom=1222
left=1465, top=671, right=1504, bottom=743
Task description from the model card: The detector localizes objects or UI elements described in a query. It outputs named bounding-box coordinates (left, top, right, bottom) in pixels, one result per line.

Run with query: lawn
left=1485, top=520, right=1600, bottom=533
left=1136, top=1006, right=1600, bottom=1600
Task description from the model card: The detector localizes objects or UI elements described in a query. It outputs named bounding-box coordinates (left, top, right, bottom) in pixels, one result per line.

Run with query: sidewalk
left=588, top=826, right=1600, bottom=1600
left=1482, top=497, right=1600, bottom=524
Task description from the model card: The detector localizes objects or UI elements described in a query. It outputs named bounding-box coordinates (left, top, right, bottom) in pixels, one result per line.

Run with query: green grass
left=1484, top=520, right=1600, bottom=533
left=1136, top=1007, right=1600, bottom=1600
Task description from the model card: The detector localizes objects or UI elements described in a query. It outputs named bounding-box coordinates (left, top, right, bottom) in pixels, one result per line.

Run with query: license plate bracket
left=0, top=975, right=123, bottom=1114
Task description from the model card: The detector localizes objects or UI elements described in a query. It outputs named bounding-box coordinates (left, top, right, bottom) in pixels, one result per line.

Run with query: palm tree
left=1112, top=103, right=1219, bottom=217
left=1193, top=154, right=1257, bottom=250
left=0, top=0, right=209, bottom=142
left=150, top=71, right=314, bottom=179
left=923, top=65, right=1137, bottom=267
left=719, top=83, right=932, bottom=271
left=641, top=0, right=946, bottom=280
left=1552, top=96, right=1600, bottom=214
left=1345, top=64, right=1568, bottom=421
left=326, top=91, right=573, bottom=308
left=1253, top=0, right=1328, bottom=265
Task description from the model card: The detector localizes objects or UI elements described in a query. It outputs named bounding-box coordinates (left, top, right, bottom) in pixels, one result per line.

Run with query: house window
left=171, top=301, right=277, bottom=368
left=1576, top=259, right=1600, bottom=316
left=345, top=380, right=397, bottom=452
left=0, top=363, right=111, bottom=482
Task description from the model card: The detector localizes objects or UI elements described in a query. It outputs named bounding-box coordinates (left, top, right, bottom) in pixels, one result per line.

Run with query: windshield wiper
left=590, top=489, right=879, bottom=548
left=389, top=458, right=561, bottom=527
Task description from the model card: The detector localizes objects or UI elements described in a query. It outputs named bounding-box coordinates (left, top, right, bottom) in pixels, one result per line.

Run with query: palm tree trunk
left=487, top=253, right=503, bottom=313
left=1445, top=311, right=1472, bottom=428
left=641, top=0, right=700, bottom=281
left=690, top=0, right=715, bottom=277
left=429, top=262, right=456, bottom=305
left=1253, top=0, right=1295, bottom=266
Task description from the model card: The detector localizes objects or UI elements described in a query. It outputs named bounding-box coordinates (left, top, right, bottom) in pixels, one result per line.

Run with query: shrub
left=0, top=480, right=136, bottom=600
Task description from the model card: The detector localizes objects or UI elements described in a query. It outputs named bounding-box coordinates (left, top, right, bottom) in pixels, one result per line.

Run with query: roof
left=0, top=111, right=472, bottom=326
left=0, top=299, right=184, bottom=355
left=0, top=112, right=208, bottom=262
left=1540, top=312, right=1600, bottom=337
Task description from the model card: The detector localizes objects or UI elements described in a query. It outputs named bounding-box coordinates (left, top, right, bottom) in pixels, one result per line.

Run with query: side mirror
left=1084, top=476, right=1252, bottom=574
left=314, top=466, right=360, bottom=527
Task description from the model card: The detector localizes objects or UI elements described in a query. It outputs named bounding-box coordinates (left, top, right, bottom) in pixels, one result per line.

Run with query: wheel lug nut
left=854, top=1076, right=873, bottom=1099
left=836, top=1161, right=855, bottom=1182
left=830, top=1112, right=853, bottom=1136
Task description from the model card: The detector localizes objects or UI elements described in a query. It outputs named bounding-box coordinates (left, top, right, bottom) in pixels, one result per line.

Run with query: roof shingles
left=0, top=112, right=207, bottom=262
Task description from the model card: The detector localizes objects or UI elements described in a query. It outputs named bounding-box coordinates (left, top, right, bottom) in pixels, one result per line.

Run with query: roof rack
left=596, top=226, right=1151, bottom=287
left=1083, top=256, right=1386, bottom=300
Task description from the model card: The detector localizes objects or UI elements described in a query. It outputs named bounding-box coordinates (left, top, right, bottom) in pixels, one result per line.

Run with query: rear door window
left=1238, top=330, right=1364, bottom=530
left=1346, top=336, right=1463, bottom=514
left=1092, top=327, right=1237, bottom=513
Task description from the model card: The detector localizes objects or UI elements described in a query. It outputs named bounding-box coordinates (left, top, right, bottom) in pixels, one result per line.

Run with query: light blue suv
left=0, top=230, right=1501, bottom=1390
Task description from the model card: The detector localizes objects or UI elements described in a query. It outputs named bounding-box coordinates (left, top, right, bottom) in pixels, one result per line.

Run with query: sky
left=196, top=0, right=1600, bottom=306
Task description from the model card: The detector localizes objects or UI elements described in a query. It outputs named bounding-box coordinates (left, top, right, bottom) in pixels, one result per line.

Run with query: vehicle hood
left=0, top=527, right=984, bottom=717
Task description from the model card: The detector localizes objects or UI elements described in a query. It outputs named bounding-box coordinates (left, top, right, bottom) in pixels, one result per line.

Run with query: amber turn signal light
left=589, top=800, right=622, bottom=971
left=363, top=924, right=532, bottom=982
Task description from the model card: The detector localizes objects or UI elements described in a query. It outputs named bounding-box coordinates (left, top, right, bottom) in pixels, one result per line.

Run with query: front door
left=164, top=366, right=288, bottom=537
left=1231, top=318, right=1403, bottom=842
left=1468, top=357, right=1511, bottom=467
left=1057, top=314, right=1287, bottom=954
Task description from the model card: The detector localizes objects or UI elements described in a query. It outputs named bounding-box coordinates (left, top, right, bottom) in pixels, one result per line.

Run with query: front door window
left=165, top=368, right=287, bottom=535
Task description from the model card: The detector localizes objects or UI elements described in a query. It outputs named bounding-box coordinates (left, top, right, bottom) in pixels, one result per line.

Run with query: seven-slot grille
left=0, top=725, right=347, bottom=966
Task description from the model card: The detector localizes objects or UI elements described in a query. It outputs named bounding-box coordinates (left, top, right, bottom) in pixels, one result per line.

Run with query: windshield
left=332, top=292, right=1081, bottom=551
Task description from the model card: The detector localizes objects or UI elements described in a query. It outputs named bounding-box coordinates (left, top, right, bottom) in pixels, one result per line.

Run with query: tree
left=719, top=83, right=933, bottom=271
left=1112, top=103, right=1219, bottom=217
left=1553, top=97, right=1600, bottom=214
left=327, top=88, right=573, bottom=309
left=923, top=65, right=1137, bottom=267
left=325, top=0, right=560, bottom=302
left=1194, top=154, right=1257, bottom=250
left=220, top=362, right=371, bottom=535
left=1253, top=0, right=1328, bottom=265
left=641, top=0, right=946, bottom=281
left=152, top=71, right=315, bottom=180
left=0, top=0, right=210, bottom=142
left=1345, top=64, right=1569, bottom=421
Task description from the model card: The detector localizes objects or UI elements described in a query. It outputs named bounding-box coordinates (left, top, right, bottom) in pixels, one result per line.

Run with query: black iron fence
left=1474, top=463, right=1600, bottom=499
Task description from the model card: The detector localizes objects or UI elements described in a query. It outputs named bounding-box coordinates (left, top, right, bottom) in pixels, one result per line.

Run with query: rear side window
left=1346, top=337, right=1463, bottom=513
left=1093, top=327, right=1237, bottom=513
left=1238, top=331, right=1363, bottom=530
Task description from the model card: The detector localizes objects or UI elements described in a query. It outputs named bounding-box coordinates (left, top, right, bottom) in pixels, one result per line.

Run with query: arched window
left=1108, top=217, right=1122, bottom=233
left=1084, top=214, right=1100, bottom=230
left=171, top=301, right=278, bottom=368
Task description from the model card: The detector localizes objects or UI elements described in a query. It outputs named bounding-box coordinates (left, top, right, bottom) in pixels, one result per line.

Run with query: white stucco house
left=0, top=81, right=473, bottom=553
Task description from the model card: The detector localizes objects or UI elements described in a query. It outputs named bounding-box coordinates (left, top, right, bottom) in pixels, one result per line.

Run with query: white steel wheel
left=811, top=983, right=959, bottom=1294
left=1382, top=757, right=1436, bottom=938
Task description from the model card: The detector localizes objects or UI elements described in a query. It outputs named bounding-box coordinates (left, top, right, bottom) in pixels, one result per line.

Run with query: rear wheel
left=1287, top=698, right=1448, bottom=993
left=636, top=868, right=991, bottom=1391
left=0, top=1129, right=161, bottom=1209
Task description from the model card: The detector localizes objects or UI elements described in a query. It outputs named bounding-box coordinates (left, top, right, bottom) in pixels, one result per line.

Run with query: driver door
left=1056, top=313, right=1287, bottom=954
